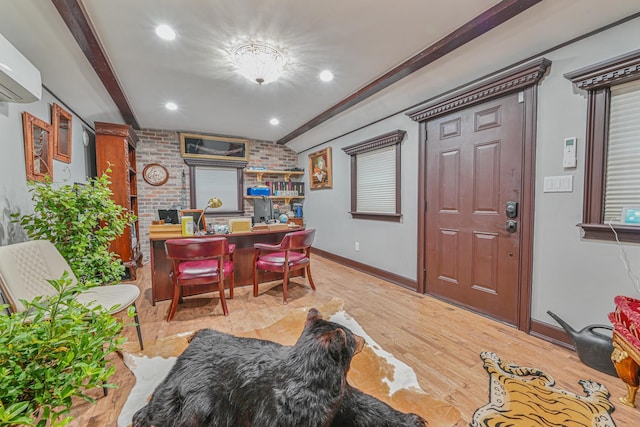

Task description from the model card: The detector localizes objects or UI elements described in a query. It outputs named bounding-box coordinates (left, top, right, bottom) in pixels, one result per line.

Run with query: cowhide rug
left=118, top=298, right=461, bottom=426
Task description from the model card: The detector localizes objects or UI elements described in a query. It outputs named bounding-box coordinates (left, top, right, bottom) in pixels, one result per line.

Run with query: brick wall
left=136, top=129, right=299, bottom=262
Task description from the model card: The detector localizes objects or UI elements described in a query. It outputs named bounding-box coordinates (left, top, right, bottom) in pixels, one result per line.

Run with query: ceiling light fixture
left=155, top=24, right=176, bottom=41
left=232, top=42, right=286, bottom=85
left=270, top=118, right=280, bottom=125
left=319, top=70, right=334, bottom=82
left=165, top=102, right=178, bottom=110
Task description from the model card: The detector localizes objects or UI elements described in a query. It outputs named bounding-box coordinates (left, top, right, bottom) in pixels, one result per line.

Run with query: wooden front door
left=425, top=92, right=524, bottom=326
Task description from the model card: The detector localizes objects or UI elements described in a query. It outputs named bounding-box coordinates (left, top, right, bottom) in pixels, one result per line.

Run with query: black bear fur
left=132, top=308, right=427, bottom=427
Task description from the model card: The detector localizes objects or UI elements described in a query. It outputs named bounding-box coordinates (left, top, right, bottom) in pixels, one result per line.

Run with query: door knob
left=506, top=220, right=517, bottom=233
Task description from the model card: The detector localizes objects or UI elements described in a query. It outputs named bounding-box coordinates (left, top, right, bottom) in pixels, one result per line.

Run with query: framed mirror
left=52, top=103, right=72, bottom=163
left=22, top=112, right=53, bottom=181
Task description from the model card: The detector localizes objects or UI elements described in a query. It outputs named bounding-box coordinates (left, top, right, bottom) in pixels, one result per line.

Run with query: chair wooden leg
left=132, top=302, right=144, bottom=350
left=282, top=268, right=289, bottom=304
left=218, top=279, right=229, bottom=316
left=229, top=271, right=235, bottom=299
left=306, top=264, right=316, bottom=290
left=167, top=282, right=181, bottom=322
left=253, top=263, right=259, bottom=297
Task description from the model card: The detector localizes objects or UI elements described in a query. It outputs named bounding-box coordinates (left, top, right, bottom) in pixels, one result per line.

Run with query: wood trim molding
left=578, top=223, right=640, bottom=243
left=311, top=247, right=418, bottom=291
left=564, top=48, right=640, bottom=90
left=529, top=319, right=574, bottom=349
left=277, top=0, right=542, bottom=145
left=51, top=0, right=140, bottom=129
left=348, top=212, right=402, bottom=222
left=183, top=158, right=248, bottom=169
left=95, top=122, right=139, bottom=143
left=342, top=130, right=406, bottom=155
left=407, top=58, right=551, bottom=122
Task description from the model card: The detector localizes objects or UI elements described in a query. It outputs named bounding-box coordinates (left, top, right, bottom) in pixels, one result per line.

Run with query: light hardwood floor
left=69, top=255, right=637, bottom=426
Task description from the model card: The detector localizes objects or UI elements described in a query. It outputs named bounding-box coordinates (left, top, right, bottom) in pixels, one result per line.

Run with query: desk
left=149, top=227, right=303, bottom=305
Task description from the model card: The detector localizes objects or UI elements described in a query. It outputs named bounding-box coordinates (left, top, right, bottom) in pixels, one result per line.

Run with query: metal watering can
left=547, top=310, right=617, bottom=377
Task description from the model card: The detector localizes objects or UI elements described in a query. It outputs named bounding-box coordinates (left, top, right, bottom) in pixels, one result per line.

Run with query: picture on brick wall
left=308, top=147, right=332, bottom=190
left=179, top=132, right=249, bottom=161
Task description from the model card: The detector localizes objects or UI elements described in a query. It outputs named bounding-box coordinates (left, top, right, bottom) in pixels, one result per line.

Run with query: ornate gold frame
left=179, top=132, right=249, bottom=162
left=308, top=147, right=332, bottom=189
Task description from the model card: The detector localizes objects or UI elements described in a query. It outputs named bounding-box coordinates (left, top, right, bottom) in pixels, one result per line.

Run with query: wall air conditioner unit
left=0, top=33, right=41, bottom=103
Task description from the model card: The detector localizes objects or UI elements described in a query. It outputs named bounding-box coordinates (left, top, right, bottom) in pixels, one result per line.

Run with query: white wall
left=300, top=17, right=640, bottom=329
left=300, top=114, right=419, bottom=281
left=531, top=18, right=640, bottom=328
left=0, top=89, right=95, bottom=246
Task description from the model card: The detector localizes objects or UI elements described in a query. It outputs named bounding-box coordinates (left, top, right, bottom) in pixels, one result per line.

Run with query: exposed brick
left=136, top=130, right=300, bottom=260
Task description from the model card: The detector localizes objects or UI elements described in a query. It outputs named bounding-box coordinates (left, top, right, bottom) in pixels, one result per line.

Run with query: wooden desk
left=149, top=227, right=303, bottom=305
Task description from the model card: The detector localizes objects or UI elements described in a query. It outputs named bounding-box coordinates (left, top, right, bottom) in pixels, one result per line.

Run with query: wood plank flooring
left=68, top=255, right=638, bottom=426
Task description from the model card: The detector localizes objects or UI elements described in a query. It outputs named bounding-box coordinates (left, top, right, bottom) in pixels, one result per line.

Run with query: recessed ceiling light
left=319, top=70, right=334, bottom=82
left=270, top=118, right=280, bottom=125
left=165, top=102, right=178, bottom=111
left=155, top=24, right=176, bottom=41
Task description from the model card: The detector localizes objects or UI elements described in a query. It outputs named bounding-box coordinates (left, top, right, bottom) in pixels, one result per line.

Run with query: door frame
left=407, top=58, right=551, bottom=331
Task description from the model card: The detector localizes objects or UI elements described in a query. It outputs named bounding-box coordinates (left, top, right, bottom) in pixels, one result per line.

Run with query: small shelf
left=245, top=195, right=305, bottom=205
left=245, top=169, right=304, bottom=182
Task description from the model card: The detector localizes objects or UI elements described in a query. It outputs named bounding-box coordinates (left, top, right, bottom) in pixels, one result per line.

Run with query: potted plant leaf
left=0, top=272, right=127, bottom=426
left=14, top=168, right=135, bottom=284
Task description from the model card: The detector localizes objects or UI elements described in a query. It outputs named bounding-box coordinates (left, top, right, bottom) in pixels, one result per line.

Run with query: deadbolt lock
left=506, top=201, right=518, bottom=218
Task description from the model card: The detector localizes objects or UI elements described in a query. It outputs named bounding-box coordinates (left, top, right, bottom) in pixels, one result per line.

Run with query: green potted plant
left=0, top=272, right=128, bottom=426
left=14, top=169, right=135, bottom=284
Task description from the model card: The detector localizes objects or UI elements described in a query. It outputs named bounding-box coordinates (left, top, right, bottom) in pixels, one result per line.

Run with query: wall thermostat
left=563, top=137, right=577, bottom=168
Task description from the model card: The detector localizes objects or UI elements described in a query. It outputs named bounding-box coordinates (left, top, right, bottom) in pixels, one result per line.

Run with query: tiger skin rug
left=471, top=352, right=616, bottom=427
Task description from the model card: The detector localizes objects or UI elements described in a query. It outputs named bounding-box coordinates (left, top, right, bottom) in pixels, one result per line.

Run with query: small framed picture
left=308, top=147, right=332, bottom=190
left=52, top=103, right=72, bottom=163
left=23, top=112, right=53, bottom=181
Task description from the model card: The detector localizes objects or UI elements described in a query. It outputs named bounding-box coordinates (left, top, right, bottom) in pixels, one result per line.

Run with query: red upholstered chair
left=164, top=237, right=234, bottom=321
left=252, top=229, right=316, bottom=304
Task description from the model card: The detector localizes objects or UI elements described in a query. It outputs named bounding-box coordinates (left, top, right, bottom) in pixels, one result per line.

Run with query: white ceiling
left=1, top=1, right=640, bottom=153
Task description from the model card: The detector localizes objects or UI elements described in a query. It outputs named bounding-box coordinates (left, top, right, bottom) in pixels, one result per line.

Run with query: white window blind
left=356, top=145, right=396, bottom=213
left=604, top=80, right=640, bottom=223
left=195, top=166, right=238, bottom=211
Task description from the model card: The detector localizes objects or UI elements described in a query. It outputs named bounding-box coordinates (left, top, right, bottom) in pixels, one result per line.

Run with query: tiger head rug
left=471, top=351, right=616, bottom=427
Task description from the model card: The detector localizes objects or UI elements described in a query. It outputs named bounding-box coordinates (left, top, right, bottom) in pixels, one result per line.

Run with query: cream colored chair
left=0, top=240, right=143, bottom=349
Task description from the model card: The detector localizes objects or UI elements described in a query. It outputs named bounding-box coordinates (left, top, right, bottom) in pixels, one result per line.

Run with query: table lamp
left=196, top=197, right=223, bottom=232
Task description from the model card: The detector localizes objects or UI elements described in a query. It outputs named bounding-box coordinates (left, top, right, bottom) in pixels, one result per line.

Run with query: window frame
left=565, top=49, right=640, bottom=243
left=342, top=130, right=405, bottom=221
left=184, top=157, right=247, bottom=217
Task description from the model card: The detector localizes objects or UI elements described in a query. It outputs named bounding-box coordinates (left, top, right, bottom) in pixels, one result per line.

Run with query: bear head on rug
left=132, top=308, right=427, bottom=427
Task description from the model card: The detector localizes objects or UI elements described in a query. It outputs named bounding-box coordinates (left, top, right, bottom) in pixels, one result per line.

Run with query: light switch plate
left=544, top=175, right=573, bottom=193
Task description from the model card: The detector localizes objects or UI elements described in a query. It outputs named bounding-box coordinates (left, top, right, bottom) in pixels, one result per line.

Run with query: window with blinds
left=604, top=80, right=640, bottom=223
left=342, top=129, right=405, bottom=221
left=356, top=146, right=396, bottom=213
left=195, top=166, right=239, bottom=212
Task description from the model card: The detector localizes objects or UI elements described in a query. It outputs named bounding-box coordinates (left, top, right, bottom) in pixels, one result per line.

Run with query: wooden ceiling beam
left=277, top=0, right=542, bottom=145
left=51, top=0, right=140, bottom=129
